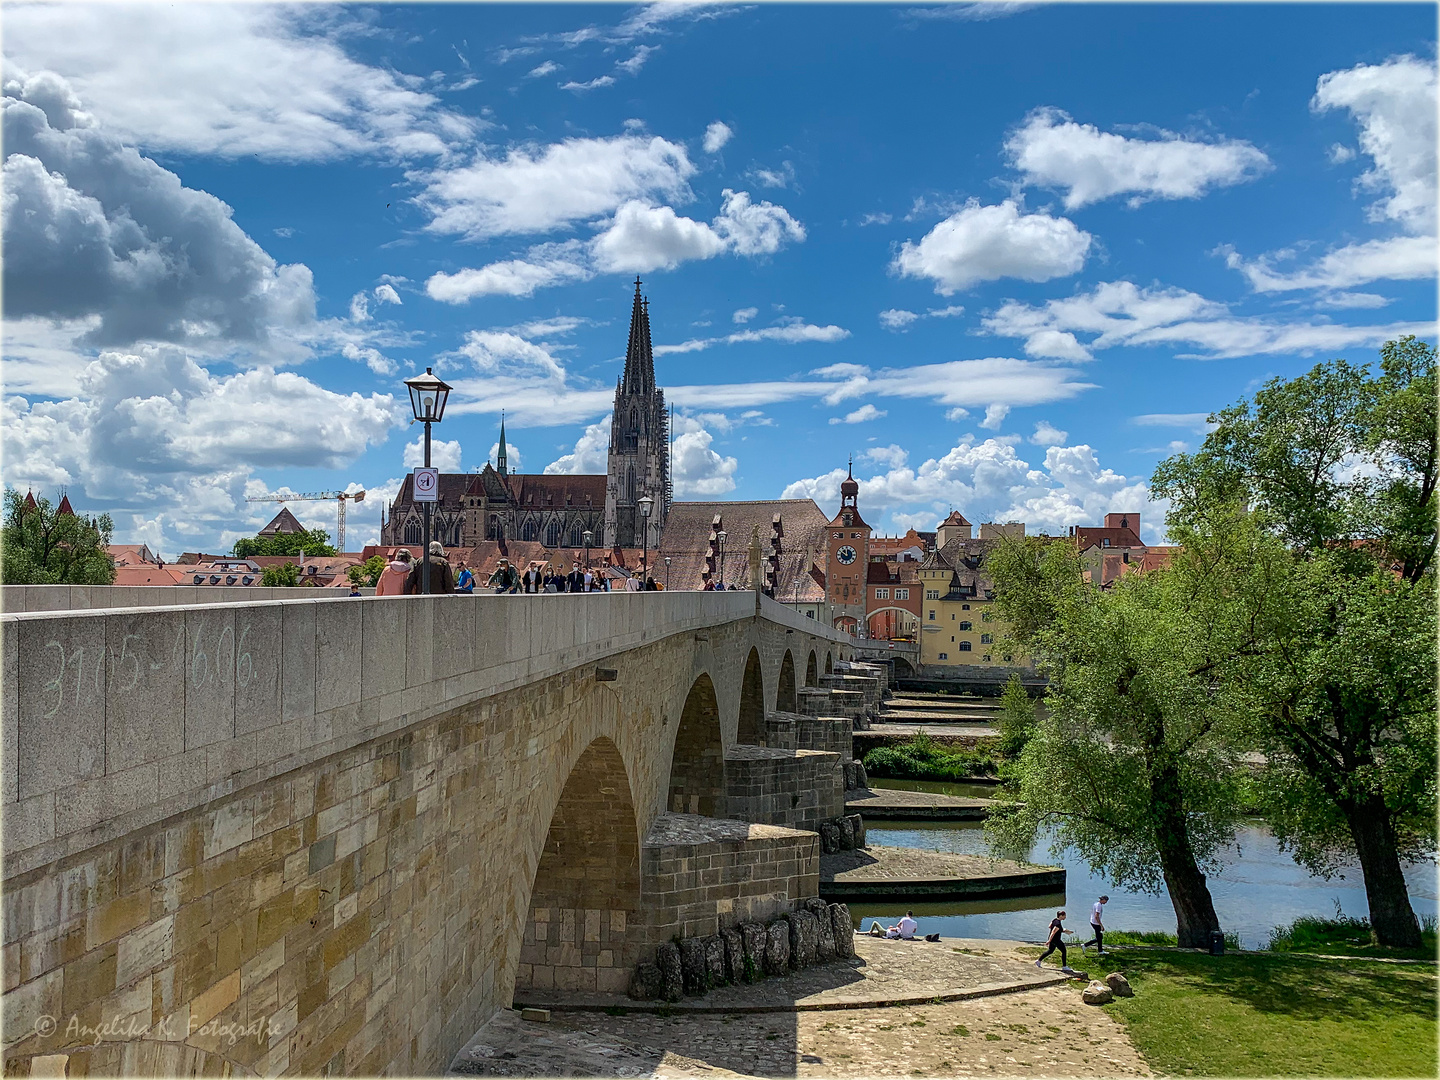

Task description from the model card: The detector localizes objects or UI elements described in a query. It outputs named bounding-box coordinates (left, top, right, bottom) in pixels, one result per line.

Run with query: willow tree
left=984, top=535, right=1260, bottom=946
left=1153, top=337, right=1437, bottom=948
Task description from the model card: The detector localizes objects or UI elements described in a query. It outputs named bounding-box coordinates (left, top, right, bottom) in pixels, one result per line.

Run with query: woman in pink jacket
left=375, top=549, right=413, bottom=596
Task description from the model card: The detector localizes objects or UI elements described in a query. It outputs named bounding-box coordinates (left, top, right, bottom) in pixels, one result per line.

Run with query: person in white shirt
left=1082, top=895, right=1108, bottom=955
left=625, top=572, right=643, bottom=592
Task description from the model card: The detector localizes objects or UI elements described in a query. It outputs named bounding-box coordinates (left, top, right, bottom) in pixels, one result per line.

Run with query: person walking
left=1036, top=909, right=1071, bottom=969
left=406, top=541, right=456, bottom=594
left=625, top=572, right=642, bottom=592
left=375, top=548, right=412, bottom=596
left=455, top=560, right=475, bottom=593
left=566, top=561, right=586, bottom=594
left=489, top=558, right=519, bottom=594
left=1082, top=895, right=1108, bottom=955
left=522, top=563, right=543, bottom=593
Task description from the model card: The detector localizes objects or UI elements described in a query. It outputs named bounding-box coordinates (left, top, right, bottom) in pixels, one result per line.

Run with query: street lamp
left=403, top=367, right=452, bottom=594
left=793, top=576, right=802, bottom=613
left=664, top=555, right=671, bottom=591
left=583, top=529, right=593, bottom=580
left=716, top=529, right=727, bottom=590
left=638, top=495, right=653, bottom=586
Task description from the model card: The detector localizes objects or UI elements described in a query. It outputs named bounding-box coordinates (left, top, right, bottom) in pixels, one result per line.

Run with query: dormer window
left=193, top=575, right=204, bottom=585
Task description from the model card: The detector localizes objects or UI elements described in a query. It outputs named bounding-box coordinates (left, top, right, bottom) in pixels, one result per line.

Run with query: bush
left=1103, top=928, right=1242, bottom=951
left=862, top=731, right=1000, bottom=781
left=997, top=674, right=1036, bottom=758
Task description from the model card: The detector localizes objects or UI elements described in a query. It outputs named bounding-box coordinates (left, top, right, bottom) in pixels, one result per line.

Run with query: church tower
left=604, top=279, right=670, bottom=549
left=825, top=459, right=871, bottom=634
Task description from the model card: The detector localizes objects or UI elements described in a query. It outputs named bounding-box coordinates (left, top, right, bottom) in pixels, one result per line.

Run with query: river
left=851, top=781, right=1439, bottom=950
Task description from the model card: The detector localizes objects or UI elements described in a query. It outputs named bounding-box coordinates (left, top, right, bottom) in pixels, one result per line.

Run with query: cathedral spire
left=497, top=411, right=508, bottom=477
left=622, top=277, right=655, bottom=395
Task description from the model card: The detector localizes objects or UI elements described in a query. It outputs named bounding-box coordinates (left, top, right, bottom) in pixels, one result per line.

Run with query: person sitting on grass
left=1035, top=909, right=1070, bottom=969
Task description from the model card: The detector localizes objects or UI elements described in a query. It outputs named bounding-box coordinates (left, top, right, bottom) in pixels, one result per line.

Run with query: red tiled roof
left=113, top=566, right=189, bottom=586
left=1076, top=526, right=1144, bottom=550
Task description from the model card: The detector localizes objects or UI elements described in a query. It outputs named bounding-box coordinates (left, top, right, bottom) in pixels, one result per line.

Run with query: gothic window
left=405, top=522, right=421, bottom=544
left=488, top=515, right=501, bottom=540
left=626, top=466, right=636, bottom=504
left=522, top=518, right=538, bottom=542
left=568, top=523, right=583, bottom=547
left=546, top=520, right=561, bottom=547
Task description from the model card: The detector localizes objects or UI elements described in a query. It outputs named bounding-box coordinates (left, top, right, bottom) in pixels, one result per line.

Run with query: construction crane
left=246, top=489, right=366, bottom=551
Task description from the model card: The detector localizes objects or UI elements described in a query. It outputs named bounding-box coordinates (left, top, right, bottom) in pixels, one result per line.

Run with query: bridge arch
left=736, top=648, right=765, bottom=745
left=776, top=650, right=797, bottom=712
left=517, top=735, right=641, bottom=994
left=806, top=650, right=818, bottom=686
left=670, top=673, right=725, bottom=814
left=825, top=651, right=834, bottom=675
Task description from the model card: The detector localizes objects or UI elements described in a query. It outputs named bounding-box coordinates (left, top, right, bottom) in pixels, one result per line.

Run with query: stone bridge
left=1, top=590, right=865, bottom=1075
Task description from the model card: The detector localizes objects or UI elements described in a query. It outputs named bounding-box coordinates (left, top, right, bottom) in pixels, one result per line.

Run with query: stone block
left=184, top=606, right=236, bottom=750
left=816, top=910, right=836, bottom=962
left=829, top=904, right=854, bottom=959
left=804, top=897, right=827, bottom=918
left=720, top=927, right=743, bottom=985
left=105, top=610, right=186, bottom=772
left=655, top=942, right=683, bottom=1001
left=280, top=602, right=317, bottom=724
left=848, top=814, right=866, bottom=849
left=763, top=919, right=790, bottom=976
left=789, top=910, right=819, bottom=969
left=432, top=597, right=475, bottom=683
left=3, top=623, right=16, bottom=804
left=854, top=762, right=868, bottom=789
left=360, top=601, right=406, bottom=705
left=234, top=606, right=282, bottom=738
left=703, top=934, right=726, bottom=988
left=819, top=822, right=840, bottom=854
left=838, top=817, right=855, bottom=850
left=679, top=937, right=707, bottom=995
left=17, top=614, right=107, bottom=800
left=628, top=963, right=661, bottom=1001
left=737, top=923, right=765, bottom=983
left=314, top=602, right=361, bottom=715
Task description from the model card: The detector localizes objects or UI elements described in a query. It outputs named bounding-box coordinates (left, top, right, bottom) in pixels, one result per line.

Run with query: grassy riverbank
left=1105, top=946, right=1436, bottom=1077
left=861, top=731, right=1005, bottom=782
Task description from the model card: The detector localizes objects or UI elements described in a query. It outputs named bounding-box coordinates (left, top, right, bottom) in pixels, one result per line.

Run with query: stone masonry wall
left=722, top=747, right=843, bottom=832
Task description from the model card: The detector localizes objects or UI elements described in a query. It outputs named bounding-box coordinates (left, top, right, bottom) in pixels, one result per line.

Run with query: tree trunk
left=1151, top=763, right=1222, bottom=948
left=1347, top=796, right=1422, bottom=948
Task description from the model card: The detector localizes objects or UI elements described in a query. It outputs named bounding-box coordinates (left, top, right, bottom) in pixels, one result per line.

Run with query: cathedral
left=380, top=280, right=671, bottom=551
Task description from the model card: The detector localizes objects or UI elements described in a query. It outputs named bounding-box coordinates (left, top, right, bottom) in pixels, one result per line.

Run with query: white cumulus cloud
left=892, top=199, right=1091, bottom=294
left=418, top=132, right=696, bottom=240
left=404, top=436, right=463, bottom=472
left=703, top=120, right=733, bottom=153
left=671, top=415, right=739, bottom=496
left=3, top=7, right=476, bottom=161
left=1005, top=107, right=1271, bottom=209
left=733, top=306, right=758, bottom=323
left=1219, top=235, right=1436, bottom=293
left=1313, top=54, right=1437, bottom=234
left=546, top=421, right=612, bottom=474
left=829, top=404, right=887, bottom=425
left=590, top=200, right=727, bottom=273
left=1030, top=420, right=1068, bottom=446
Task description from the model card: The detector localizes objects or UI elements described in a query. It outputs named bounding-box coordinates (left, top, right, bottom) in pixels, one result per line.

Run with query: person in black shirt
left=1035, top=909, right=1070, bottom=969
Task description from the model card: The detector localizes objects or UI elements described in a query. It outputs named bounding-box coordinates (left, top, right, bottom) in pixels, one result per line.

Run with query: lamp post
left=716, top=530, right=727, bottom=590
left=638, top=495, right=653, bottom=586
left=793, top=576, right=802, bottom=613
left=583, top=529, right=593, bottom=580
left=403, top=368, right=452, bottom=595
left=664, top=556, right=671, bottom=591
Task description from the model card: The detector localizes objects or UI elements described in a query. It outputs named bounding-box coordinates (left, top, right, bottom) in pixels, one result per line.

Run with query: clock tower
left=826, top=460, right=870, bottom=635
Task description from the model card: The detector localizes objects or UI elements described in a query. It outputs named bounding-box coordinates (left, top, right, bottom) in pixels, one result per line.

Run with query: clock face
left=837, top=545, right=857, bottom=565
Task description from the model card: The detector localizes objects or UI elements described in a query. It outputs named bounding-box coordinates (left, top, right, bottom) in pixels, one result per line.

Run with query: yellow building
left=916, top=512, right=1025, bottom=669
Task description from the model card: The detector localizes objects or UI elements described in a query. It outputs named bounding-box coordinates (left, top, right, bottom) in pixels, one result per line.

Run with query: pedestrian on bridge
left=406, top=541, right=456, bottom=594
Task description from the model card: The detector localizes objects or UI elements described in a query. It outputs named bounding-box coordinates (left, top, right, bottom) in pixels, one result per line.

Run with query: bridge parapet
left=2, top=592, right=845, bottom=876
left=1, top=590, right=853, bottom=1075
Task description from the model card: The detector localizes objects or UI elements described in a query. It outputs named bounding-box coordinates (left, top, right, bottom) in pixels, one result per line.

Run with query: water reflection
left=859, top=818, right=1439, bottom=950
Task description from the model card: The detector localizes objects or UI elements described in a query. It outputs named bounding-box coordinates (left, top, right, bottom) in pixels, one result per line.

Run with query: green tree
left=261, top=563, right=300, bottom=587
left=232, top=529, right=336, bottom=558
left=1152, top=339, right=1437, bottom=948
left=985, top=535, right=1257, bottom=946
left=347, top=555, right=387, bottom=588
left=2, top=488, right=116, bottom=585
left=996, top=673, right=1036, bottom=758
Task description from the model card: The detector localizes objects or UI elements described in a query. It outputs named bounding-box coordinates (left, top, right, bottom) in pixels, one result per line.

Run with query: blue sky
left=3, top=2, right=1435, bottom=556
